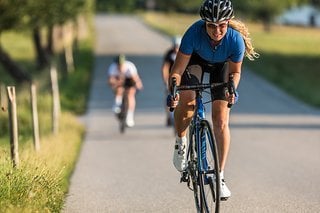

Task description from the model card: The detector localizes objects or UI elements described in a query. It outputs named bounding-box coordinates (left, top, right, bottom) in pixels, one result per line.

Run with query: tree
left=0, top=0, right=31, bottom=82
left=311, top=0, right=320, bottom=6
left=24, top=0, right=88, bottom=70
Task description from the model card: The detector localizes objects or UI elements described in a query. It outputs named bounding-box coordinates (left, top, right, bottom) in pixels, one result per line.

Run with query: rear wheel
left=119, top=92, right=128, bottom=133
left=198, top=120, right=220, bottom=213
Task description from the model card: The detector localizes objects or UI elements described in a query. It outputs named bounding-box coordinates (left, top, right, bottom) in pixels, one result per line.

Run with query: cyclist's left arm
left=126, top=62, right=143, bottom=90
left=132, top=74, right=143, bottom=90
left=228, top=60, right=242, bottom=89
left=226, top=60, right=242, bottom=104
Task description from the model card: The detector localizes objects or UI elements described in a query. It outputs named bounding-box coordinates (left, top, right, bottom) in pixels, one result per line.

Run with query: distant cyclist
left=107, top=54, right=143, bottom=127
left=162, top=35, right=182, bottom=126
left=167, top=0, right=259, bottom=200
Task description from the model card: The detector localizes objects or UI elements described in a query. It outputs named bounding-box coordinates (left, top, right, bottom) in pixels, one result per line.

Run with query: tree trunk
left=46, top=25, right=54, bottom=57
left=33, top=27, right=49, bottom=69
left=0, top=45, right=31, bottom=83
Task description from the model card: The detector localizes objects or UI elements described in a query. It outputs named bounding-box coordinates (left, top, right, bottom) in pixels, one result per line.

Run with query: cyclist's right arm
left=107, top=64, right=120, bottom=89
left=167, top=51, right=191, bottom=109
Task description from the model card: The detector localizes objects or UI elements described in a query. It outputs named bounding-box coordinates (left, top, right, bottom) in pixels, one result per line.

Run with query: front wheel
left=198, top=120, right=220, bottom=213
left=184, top=124, right=201, bottom=212
left=118, top=92, right=128, bottom=134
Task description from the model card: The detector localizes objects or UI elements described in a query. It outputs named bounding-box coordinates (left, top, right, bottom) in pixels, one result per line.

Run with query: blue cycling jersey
left=179, top=20, right=245, bottom=63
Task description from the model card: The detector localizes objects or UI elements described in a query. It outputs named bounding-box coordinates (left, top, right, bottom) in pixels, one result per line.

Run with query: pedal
left=180, top=171, right=189, bottom=183
left=220, top=197, right=229, bottom=201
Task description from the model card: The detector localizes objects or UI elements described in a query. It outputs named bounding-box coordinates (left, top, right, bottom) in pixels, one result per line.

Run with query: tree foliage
left=0, top=0, right=25, bottom=32
left=0, top=0, right=93, bottom=82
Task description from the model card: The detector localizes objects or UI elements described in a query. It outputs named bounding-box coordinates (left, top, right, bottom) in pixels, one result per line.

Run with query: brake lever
left=227, top=74, right=235, bottom=108
left=169, top=77, right=177, bottom=112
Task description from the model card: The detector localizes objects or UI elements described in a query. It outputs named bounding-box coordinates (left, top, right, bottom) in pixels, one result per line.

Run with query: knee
left=176, top=102, right=194, bottom=116
left=212, top=118, right=229, bottom=132
left=127, top=88, right=136, bottom=95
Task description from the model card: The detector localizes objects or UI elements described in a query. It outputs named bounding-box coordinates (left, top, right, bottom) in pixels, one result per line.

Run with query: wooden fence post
left=1, top=83, right=7, bottom=111
left=7, top=86, right=19, bottom=168
left=50, top=64, right=61, bottom=135
left=31, top=84, right=40, bottom=151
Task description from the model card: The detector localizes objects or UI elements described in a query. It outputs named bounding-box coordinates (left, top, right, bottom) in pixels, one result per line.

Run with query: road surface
left=63, top=14, right=320, bottom=213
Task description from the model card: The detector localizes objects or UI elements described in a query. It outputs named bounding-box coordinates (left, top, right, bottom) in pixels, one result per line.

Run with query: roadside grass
left=0, top=26, right=93, bottom=211
left=141, top=12, right=320, bottom=108
left=0, top=113, right=83, bottom=212
left=247, top=23, right=320, bottom=107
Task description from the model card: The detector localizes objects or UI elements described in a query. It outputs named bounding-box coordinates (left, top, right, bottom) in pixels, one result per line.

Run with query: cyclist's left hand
left=135, top=80, right=143, bottom=90
left=226, top=91, right=239, bottom=105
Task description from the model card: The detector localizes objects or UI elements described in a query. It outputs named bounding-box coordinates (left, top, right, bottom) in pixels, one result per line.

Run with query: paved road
left=63, top=14, right=320, bottom=212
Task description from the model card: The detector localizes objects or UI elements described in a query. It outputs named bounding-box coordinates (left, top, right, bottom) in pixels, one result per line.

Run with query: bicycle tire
left=187, top=125, right=201, bottom=212
left=198, top=120, right=220, bottom=213
left=119, top=92, right=128, bottom=134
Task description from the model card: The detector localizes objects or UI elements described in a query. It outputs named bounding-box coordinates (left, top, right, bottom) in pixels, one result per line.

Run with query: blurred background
left=1, top=0, right=320, bottom=106
left=0, top=0, right=319, bottom=211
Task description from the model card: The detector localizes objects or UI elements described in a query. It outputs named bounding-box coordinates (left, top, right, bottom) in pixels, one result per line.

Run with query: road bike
left=116, top=78, right=140, bottom=133
left=116, top=88, right=128, bottom=134
left=170, top=75, right=235, bottom=213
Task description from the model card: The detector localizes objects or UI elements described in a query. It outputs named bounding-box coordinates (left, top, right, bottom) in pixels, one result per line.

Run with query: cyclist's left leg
left=126, top=87, right=136, bottom=127
left=211, top=101, right=231, bottom=200
left=210, top=63, right=231, bottom=200
left=211, top=100, right=230, bottom=172
left=113, top=86, right=124, bottom=114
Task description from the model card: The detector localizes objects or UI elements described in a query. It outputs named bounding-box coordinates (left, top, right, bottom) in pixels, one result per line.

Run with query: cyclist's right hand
left=166, top=94, right=180, bottom=109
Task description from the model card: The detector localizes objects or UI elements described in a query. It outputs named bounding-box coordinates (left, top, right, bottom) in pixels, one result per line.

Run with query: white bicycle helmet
left=200, top=0, right=234, bottom=23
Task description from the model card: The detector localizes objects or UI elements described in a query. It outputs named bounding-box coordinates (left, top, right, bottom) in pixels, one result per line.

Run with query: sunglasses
left=206, top=21, right=229, bottom=29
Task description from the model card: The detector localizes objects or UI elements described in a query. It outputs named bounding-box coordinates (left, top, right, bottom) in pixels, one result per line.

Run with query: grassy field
left=141, top=12, right=320, bottom=108
left=0, top=24, right=93, bottom=211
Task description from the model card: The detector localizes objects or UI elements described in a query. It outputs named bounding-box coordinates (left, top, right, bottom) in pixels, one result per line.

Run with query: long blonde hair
left=229, top=19, right=259, bottom=61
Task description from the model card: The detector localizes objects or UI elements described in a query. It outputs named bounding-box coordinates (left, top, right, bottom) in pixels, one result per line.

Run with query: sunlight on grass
left=0, top=112, right=84, bottom=211
left=140, top=11, right=198, bottom=36
left=0, top=23, right=93, bottom=211
left=248, top=23, right=320, bottom=56
left=1, top=31, right=35, bottom=60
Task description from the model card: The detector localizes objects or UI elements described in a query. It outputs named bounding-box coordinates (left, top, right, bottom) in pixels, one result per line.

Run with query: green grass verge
left=0, top=22, right=93, bottom=211
left=140, top=12, right=320, bottom=108
left=0, top=113, right=84, bottom=212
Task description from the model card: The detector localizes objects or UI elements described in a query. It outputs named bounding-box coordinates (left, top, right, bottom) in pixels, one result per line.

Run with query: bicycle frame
left=172, top=75, right=235, bottom=213
left=186, top=88, right=221, bottom=213
left=192, top=90, right=207, bottom=173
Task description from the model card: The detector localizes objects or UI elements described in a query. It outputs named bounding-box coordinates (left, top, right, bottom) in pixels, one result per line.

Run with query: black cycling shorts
left=124, top=78, right=136, bottom=88
left=180, top=53, right=228, bottom=101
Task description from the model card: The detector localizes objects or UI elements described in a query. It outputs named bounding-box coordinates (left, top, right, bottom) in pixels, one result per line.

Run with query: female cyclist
left=167, top=0, right=259, bottom=200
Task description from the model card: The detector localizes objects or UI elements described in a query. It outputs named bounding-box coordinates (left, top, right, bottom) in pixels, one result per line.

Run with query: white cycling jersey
left=108, top=61, right=138, bottom=78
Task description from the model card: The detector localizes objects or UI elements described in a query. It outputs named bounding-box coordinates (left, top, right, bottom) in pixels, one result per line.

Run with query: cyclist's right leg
left=112, top=86, right=124, bottom=114
left=174, top=64, right=203, bottom=137
left=173, top=90, right=195, bottom=171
